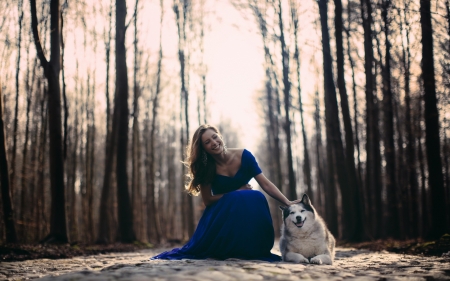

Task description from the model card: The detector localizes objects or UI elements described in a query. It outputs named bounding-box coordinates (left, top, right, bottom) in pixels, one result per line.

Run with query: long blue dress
left=151, top=149, right=281, bottom=262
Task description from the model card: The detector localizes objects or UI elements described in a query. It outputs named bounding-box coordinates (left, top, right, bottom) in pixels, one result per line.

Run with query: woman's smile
left=202, top=129, right=224, bottom=154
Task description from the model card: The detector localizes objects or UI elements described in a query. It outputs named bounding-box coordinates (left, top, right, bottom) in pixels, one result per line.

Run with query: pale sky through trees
left=0, top=0, right=448, bottom=156
left=202, top=0, right=322, bottom=150
left=0, top=0, right=325, bottom=151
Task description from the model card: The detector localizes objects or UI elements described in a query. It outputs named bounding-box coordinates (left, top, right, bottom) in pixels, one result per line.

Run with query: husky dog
left=279, top=194, right=335, bottom=265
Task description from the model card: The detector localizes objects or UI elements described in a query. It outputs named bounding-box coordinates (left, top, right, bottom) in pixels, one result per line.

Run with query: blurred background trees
left=0, top=0, right=449, bottom=245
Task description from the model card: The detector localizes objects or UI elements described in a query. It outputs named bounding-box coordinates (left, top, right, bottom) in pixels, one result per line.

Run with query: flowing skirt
left=151, top=190, right=281, bottom=262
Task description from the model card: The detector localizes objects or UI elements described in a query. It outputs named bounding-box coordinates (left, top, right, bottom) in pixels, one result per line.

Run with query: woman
left=151, top=124, right=299, bottom=261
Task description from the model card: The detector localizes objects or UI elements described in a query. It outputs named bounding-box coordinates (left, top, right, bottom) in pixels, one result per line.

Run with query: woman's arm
left=200, top=184, right=253, bottom=207
left=254, top=173, right=300, bottom=206
left=200, top=184, right=223, bottom=207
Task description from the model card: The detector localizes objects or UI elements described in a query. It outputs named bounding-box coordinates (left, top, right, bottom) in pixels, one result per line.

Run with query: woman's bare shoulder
left=228, top=148, right=245, bottom=156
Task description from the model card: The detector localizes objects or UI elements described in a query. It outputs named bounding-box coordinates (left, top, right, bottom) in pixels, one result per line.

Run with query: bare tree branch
left=30, top=0, right=49, bottom=74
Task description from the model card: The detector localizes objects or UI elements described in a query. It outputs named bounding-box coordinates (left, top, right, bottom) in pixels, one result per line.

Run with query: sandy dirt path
left=1, top=245, right=449, bottom=280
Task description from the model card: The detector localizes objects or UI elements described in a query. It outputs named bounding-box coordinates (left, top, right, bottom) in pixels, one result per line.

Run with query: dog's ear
left=301, top=194, right=312, bottom=206
left=301, top=194, right=315, bottom=214
left=280, top=205, right=290, bottom=220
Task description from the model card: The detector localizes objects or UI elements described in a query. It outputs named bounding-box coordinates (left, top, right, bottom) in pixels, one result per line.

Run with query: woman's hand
left=286, top=199, right=302, bottom=205
left=236, top=184, right=253, bottom=191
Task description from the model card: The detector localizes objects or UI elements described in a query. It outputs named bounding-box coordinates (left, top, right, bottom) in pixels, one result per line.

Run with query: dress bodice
left=211, top=149, right=262, bottom=195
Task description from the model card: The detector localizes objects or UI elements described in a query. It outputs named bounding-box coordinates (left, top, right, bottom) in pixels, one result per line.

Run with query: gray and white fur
left=279, top=194, right=335, bottom=265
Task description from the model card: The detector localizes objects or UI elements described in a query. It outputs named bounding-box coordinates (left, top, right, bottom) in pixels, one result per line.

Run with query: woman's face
left=201, top=129, right=224, bottom=155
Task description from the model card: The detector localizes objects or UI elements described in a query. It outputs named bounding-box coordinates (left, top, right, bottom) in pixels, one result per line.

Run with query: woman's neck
left=211, top=150, right=231, bottom=166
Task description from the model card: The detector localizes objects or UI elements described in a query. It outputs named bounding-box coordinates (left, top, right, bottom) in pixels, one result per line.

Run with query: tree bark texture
left=416, top=98, right=429, bottom=237
left=132, top=0, right=143, bottom=241
left=115, top=0, right=135, bottom=243
left=35, top=89, right=48, bottom=240
left=0, top=83, right=18, bottom=243
left=277, top=0, right=296, bottom=201
left=334, top=0, right=364, bottom=241
left=147, top=25, right=164, bottom=243
left=344, top=6, right=363, bottom=190
left=314, top=91, right=327, bottom=221
left=19, top=55, right=33, bottom=241
left=419, top=0, right=447, bottom=238
left=174, top=0, right=195, bottom=238
left=361, top=0, right=382, bottom=238
left=10, top=0, right=24, bottom=199
left=290, top=2, right=312, bottom=201
left=61, top=7, right=68, bottom=160
left=97, top=0, right=114, bottom=244
left=30, top=0, right=68, bottom=243
left=399, top=3, right=419, bottom=237
left=381, top=0, right=402, bottom=239
left=318, top=0, right=355, bottom=240
left=253, top=4, right=284, bottom=195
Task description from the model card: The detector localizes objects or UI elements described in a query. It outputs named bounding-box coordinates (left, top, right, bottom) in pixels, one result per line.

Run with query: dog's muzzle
left=294, top=217, right=306, bottom=228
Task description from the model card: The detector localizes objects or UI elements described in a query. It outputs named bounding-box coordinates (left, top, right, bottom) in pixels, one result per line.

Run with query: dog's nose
left=296, top=216, right=302, bottom=221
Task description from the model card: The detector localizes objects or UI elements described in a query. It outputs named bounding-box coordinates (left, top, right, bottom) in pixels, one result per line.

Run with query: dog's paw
left=310, top=255, right=333, bottom=265
left=285, top=253, right=309, bottom=264
left=297, top=256, right=310, bottom=264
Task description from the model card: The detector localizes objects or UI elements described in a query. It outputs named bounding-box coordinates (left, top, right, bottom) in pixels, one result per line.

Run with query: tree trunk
left=420, top=0, right=447, bottom=239
left=381, top=0, right=402, bottom=239
left=166, top=125, right=176, bottom=239
left=345, top=34, right=363, bottom=191
left=61, top=6, right=68, bottom=160
left=10, top=0, right=24, bottom=199
left=253, top=3, right=283, bottom=196
left=30, top=0, right=68, bottom=243
left=174, top=0, right=195, bottom=238
left=361, top=0, right=382, bottom=238
left=315, top=5, right=339, bottom=235
left=334, top=0, right=364, bottom=241
left=97, top=0, right=114, bottom=244
left=0, top=83, right=18, bottom=243
left=443, top=134, right=450, bottom=224
left=400, top=1, right=419, bottom=238
left=36, top=88, right=48, bottom=240
left=444, top=0, right=450, bottom=229
left=265, top=73, right=283, bottom=193
left=417, top=98, right=428, bottom=237
left=346, top=23, right=367, bottom=234
left=290, top=2, right=312, bottom=201
left=29, top=92, right=40, bottom=240
left=179, top=114, right=188, bottom=240
left=264, top=77, right=282, bottom=234
left=324, top=122, right=338, bottom=237
left=115, top=0, right=135, bottom=243
left=132, top=0, right=142, bottom=241
left=68, top=98, right=79, bottom=243
left=84, top=75, right=95, bottom=243
left=277, top=0, right=296, bottom=201
left=393, top=95, right=409, bottom=237
left=79, top=79, right=87, bottom=242
left=147, top=17, right=164, bottom=243
left=19, top=56, right=33, bottom=241
left=318, top=0, right=355, bottom=240
left=314, top=90, right=327, bottom=221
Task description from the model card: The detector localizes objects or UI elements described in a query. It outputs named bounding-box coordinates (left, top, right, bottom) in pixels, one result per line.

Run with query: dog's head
left=279, top=194, right=315, bottom=229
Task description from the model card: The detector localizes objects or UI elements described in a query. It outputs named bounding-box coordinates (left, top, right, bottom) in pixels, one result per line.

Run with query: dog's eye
left=289, top=212, right=294, bottom=215
left=301, top=210, right=305, bottom=213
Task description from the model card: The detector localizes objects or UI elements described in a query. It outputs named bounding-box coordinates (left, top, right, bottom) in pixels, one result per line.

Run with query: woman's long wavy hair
left=184, top=124, right=222, bottom=195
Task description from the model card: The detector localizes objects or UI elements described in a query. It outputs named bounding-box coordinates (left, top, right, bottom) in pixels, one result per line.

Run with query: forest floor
left=1, top=234, right=450, bottom=262
left=1, top=236, right=450, bottom=280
